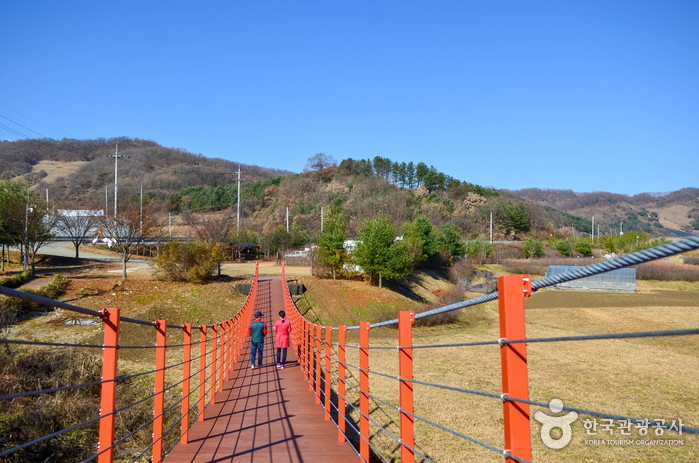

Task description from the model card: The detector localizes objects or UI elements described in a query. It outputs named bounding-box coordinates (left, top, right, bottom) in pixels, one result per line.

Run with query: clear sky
left=2, top=1, right=697, bottom=195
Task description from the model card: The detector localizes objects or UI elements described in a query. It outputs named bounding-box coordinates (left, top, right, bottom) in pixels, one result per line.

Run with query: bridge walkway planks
left=164, top=277, right=358, bottom=463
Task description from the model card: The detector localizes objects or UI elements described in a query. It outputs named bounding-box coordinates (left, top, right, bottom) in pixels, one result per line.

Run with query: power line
left=0, top=102, right=77, bottom=138
left=0, top=113, right=49, bottom=138
left=0, top=122, right=32, bottom=139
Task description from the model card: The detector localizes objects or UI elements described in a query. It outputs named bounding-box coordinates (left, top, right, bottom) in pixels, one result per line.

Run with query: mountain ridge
left=1, top=137, right=696, bottom=237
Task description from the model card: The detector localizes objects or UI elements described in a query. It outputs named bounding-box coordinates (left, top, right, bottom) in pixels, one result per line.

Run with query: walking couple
left=248, top=310, right=292, bottom=369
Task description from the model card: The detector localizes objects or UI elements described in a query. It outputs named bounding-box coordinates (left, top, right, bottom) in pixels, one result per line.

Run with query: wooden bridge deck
left=165, top=277, right=358, bottom=463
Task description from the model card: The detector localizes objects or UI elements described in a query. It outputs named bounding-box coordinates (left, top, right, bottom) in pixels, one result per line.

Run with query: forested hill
left=0, top=137, right=290, bottom=209
left=1, top=138, right=695, bottom=240
left=504, top=188, right=699, bottom=236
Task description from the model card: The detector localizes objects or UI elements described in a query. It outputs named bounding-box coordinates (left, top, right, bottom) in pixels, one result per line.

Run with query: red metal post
left=306, top=321, right=312, bottom=391
left=181, top=323, right=192, bottom=444
left=399, top=311, right=415, bottom=463
left=211, top=324, right=218, bottom=404
left=498, top=275, right=532, bottom=463
left=152, top=319, right=167, bottom=462
left=315, top=324, right=322, bottom=404
left=198, top=325, right=207, bottom=421
left=226, top=320, right=232, bottom=380
left=98, top=308, right=119, bottom=463
left=218, top=323, right=225, bottom=391
left=324, top=325, right=332, bottom=420
left=301, top=319, right=308, bottom=383
left=359, top=321, right=371, bottom=462
left=338, top=324, right=347, bottom=443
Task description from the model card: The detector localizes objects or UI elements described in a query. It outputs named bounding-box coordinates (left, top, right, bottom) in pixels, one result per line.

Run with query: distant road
left=36, top=241, right=152, bottom=273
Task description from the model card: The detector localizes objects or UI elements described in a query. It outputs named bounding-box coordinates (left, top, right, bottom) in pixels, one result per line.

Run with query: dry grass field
left=331, top=282, right=698, bottom=463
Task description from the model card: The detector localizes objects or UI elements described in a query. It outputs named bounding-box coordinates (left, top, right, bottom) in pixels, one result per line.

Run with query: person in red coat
left=274, top=310, right=292, bottom=369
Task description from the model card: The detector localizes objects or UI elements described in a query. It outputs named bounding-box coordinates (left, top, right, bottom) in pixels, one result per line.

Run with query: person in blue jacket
left=248, top=311, right=267, bottom=369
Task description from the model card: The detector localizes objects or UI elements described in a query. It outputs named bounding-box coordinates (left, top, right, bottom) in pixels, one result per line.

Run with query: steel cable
left=338, top=235, right=699, bottom=330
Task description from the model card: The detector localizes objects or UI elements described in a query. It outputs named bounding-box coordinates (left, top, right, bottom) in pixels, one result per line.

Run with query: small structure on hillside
left=545, top=265, right=636, bottom=293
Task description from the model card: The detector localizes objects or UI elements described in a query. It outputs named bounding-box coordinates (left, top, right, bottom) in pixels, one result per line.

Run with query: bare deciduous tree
left=98, top=205, right=154, bottom=279
left=57, top=210, right=101, bottom=258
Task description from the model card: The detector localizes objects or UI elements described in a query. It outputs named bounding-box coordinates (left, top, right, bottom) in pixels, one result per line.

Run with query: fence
left=545, top=265, right=636, bottom=292
left=1, top=235, right=698, bottom=462
left=281, top=235, right=699, bottom=462
left=0, top=264, right=259, bottom=462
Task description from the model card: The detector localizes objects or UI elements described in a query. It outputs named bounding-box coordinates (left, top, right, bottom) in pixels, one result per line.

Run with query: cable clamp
left=503, top=449, right=512, bottom=458
left=500, top=393, right=509, bottom=402
left=497, top=338, right=507, bottom=346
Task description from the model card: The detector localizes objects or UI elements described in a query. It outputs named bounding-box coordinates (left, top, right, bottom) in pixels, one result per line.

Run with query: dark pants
left=251, top=342, right=263, bottom=367
left=276, top=347, right=287, bottom=365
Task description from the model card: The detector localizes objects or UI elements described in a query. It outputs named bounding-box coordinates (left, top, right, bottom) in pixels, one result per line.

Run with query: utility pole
left=23, top=188, right=29, bottom=272
left=105, top=186, right=108, bottom=215
left=591, top=216, right=594, bottom=242
left=112, top=144, right=126, bottom=218
left=140, top=184, right=143, bottom=237
left=489, top=212, right=493, bottom=243
left=236, top=165, right=241, bottom=235
left=321, top=207, right=324, bottom=233
left=286, top=207, right=289, bottom=233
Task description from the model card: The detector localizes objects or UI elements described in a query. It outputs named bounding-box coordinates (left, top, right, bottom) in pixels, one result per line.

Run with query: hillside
left=504, top=188, right=699, bottom=236
left=0, top=137, right=291, bottom=211
left=1, top=138, right=696, bottom=244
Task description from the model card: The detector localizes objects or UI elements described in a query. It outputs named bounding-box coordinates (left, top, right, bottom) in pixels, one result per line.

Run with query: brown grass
left=323, top=285, right=698, bottom=462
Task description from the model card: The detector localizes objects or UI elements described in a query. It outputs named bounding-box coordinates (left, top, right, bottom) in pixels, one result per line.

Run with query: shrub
left=574, top=240, right=593, bottom=257
left=556, top=240, right=573, bottom=257
left=154, top=239, right=223, bottom=283
left=466, top=236, right=493, bottom=264
left=522, top=239, right=544, bottom=259
left=33, top=274, right=69, bottom=300
left=0, top=270, right=33, bottom=289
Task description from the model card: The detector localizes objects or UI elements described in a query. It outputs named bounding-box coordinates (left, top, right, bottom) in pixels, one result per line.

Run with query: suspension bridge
left=1, top=236, right=697, bottom=462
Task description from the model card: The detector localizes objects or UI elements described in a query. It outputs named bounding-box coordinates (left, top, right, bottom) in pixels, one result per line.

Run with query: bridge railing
left=281, top=236, right=699, bottom=463
left=0, top=263, right=259, bottom=462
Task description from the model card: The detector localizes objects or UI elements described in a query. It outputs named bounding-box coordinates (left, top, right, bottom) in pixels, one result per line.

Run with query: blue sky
left=2, top=1, right=697, bottom=195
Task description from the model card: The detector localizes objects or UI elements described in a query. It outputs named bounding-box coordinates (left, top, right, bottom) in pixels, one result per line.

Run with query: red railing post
left=498, top=275, right=532, bottom=463
left=198, top=325, right=207, bottom=421
left=98, top=308, right=119, bottom=463
left=306, top=321, right=312, bottom=391
left=399, top=311, right=415, bottom=463
left=315, top=324, right=322, bottom=404
left=211, top=324, right=218, bottom=404
left=359, top=321, right=371, bottom=462
left=153, top=319, right=167, bottom=462
left=338, top=324, right=347, bottom=443
left=181, top=323, right=192, bottom=444
left=218, top=323, right=225, bottom=391
left=324, top=325, right=332, bottom=421
left=226, top=320, right=232, bottom=380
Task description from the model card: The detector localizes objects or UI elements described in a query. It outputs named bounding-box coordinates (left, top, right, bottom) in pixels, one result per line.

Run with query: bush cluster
left=0, top=270, right=33, bottom=289
left=154, top=240, right=223, bottom=283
